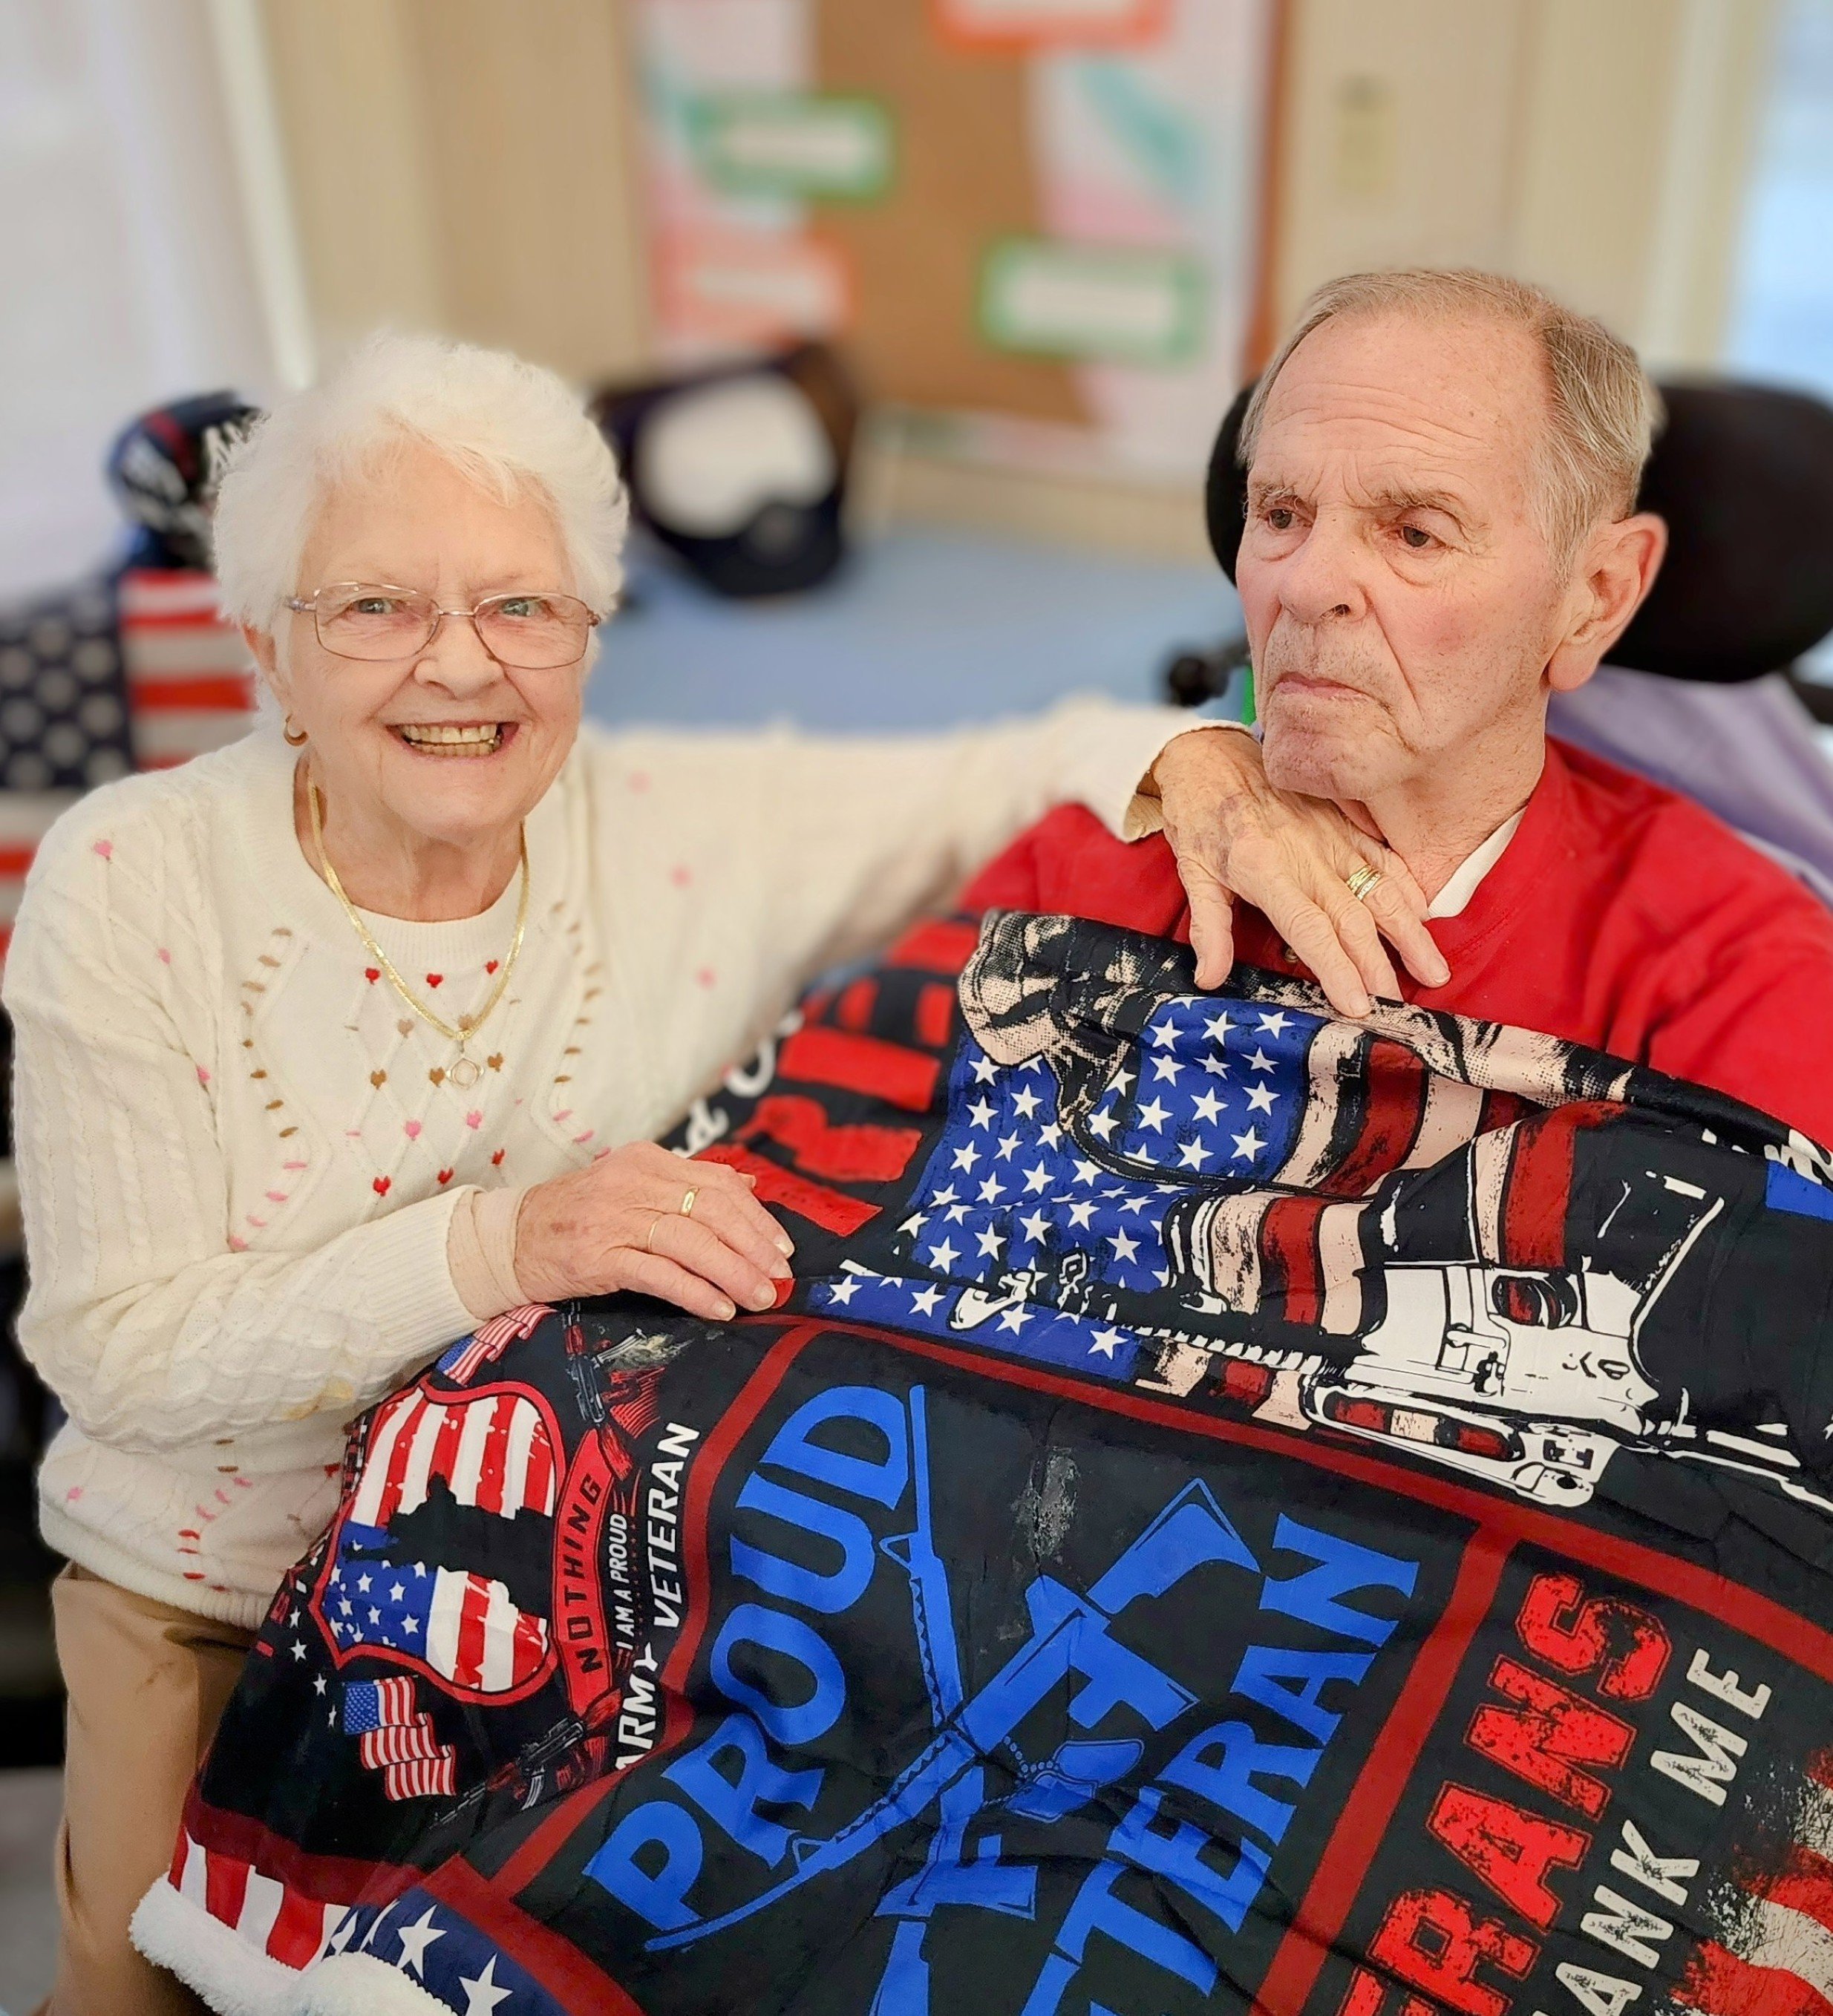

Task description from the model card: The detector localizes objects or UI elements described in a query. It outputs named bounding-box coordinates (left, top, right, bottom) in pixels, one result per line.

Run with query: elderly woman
left=4, top=333, right=1436, bottom=2015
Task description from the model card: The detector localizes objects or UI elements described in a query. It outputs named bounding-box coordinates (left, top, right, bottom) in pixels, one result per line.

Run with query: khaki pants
left=45, top=1565, right=256, bottom=2016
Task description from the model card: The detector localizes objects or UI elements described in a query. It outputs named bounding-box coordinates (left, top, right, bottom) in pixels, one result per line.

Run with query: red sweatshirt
left=964, top=737, right=1833, bottom=1145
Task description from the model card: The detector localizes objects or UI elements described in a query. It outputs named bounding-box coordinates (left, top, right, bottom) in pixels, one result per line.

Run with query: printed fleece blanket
left=134, top=909, right=1833, bottom=2016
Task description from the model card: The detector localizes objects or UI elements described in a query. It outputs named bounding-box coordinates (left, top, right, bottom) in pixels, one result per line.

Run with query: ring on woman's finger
left=679, top=1186, right=699, bottom=1217
left=644, top=1212, right=665, bottom=1252
left=1346, top=864, right=1384, bottom=904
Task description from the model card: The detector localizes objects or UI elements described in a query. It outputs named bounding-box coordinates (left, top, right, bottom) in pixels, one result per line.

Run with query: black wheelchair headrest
left=1204, top=376, right=1833, bottom=683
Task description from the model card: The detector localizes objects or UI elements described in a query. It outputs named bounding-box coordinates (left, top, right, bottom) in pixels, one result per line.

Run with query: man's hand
left=1149, top=727, right=1451, bottom=1017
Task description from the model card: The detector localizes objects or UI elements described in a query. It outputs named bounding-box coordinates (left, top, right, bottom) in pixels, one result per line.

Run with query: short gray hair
left=212, top=330, right=630, bottom=629
left=1239, top=268, right=1662, bottom=561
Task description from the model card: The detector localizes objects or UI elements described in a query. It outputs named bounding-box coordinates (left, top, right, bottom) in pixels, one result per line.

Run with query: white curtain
left=0, top=0, right=278, bottom=597
left=1726, top=0, right=1833, bottom=402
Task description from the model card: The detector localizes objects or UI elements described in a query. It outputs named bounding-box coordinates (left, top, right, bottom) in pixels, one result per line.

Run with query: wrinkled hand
left=1148, top=727, right=1451, bottom=1016
left=515, top=1142, right=793, bottom=1320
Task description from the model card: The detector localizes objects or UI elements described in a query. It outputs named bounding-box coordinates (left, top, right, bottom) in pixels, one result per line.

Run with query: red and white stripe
left=341, top=1387, right=555, bottom=1692
left=350, top=1672, right=461, bottom=1799
left=445, top=1301, right=555, bottom=1383
left=1399, top=1073, right=1489, bottom=1174
left=1186, top=1191, right=1373, bottom=1337
left=1274, top=1023, right=1388, bottom=1191
left=1678, top=1756, right=1833, bottom=2015
left=358, top=1720, right=447, bottom=1770
left=117, top=568, right=255, bottom=768
left=383, top=1752, right=458, bottom=1801
left=367, top=1674, right=415, bottom=1722
left=424, top=1564, right=551, bottom=1692
left=168, top=1829, right=349, bottom=1970
left=350, top=1386, right=558, bottom=1528
left=1473, top=1103, right=1618, bottom=1272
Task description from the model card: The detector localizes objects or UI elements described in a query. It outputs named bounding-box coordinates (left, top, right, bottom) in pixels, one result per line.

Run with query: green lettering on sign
left=978, top=238, right=1206, bottom=367
left=689, top=94, right=895, bottom=203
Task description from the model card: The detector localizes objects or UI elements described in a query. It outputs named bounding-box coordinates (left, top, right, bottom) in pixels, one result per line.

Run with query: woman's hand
left=514, top=1142, right=794, bottom=1320
left=1149, top=727, right=1451, bottom=1017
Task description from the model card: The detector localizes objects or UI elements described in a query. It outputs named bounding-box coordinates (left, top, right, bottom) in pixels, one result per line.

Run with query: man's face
left=1237, top=311, right=1575, bottom=805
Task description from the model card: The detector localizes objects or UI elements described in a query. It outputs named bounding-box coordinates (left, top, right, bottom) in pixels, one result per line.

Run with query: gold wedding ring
left=679, top=1187, right=699, bottom=1217
left=1346, top=864, right=1384, bottom=904
left=644, top=1212, right=664, bottom=1251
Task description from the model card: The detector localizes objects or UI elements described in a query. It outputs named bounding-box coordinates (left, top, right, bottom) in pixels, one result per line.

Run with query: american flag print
left=0, top=572, right=131, bottom=960
left=1083, top=995, right=1315, bottom=1182
left=163, top=1827, right=353, bottom=1966
left=318, top=1888, right=559, bottom=2014
left=342, top=1673, right=415, bottom=1729
left=321, top=1548, right=549, bottom=1698
left=318, top=1384, right=561, bottom=1698
left=116, top=567, right=255, bottom=768
left=134, top=909, right=1833, bottom=2016
left=824, top=994, right=1375, bottom=1375
left=342, top=1677, right=458, bottom=1802
left=1676, top=1751, right=1833, bottom=2014
left=347, top=1385, right=559, bottom=1531
left=817, top=1021, right=1162, bottom=1378
left=440, top=1303, right=558, bottom=1385
left=0, top=572, right=133, bottom=792
left=0, top=566, right=255, bottom=965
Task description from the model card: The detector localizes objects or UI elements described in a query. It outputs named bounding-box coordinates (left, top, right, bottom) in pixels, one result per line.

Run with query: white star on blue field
left=333, top=1893, right=532, bottom=2012
left=324, top=1537, right=434, bottom=1653
left=808, top=995, right=1321, bottom=1378
left=1094, top=999, right=1309, bottom=1177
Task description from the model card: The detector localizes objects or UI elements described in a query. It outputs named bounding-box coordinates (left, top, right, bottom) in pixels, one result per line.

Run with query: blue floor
left=585, top=527, right=1241, bottom=734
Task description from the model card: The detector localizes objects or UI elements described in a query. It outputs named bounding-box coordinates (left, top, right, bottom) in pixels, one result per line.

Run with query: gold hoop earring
left=283, top=716, right=308, bottom=747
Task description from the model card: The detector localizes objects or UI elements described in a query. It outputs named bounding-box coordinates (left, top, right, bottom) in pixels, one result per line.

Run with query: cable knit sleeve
left=632, top=696, right=1221, bottom=998
left=754, top=697, right=1224, bottom=983
left=3, top=794, right=474, bottom=1455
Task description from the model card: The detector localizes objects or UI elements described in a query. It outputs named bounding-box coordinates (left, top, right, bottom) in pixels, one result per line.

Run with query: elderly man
left=970, top=267, right=1833, bottom=1142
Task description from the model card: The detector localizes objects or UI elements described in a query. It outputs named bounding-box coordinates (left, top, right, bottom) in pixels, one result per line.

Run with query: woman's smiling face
left=255, top=438, right=592, bottom=855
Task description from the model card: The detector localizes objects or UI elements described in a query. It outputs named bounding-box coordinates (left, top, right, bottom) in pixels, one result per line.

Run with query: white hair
left=1241, top=268, right=1662, bottom=563
left=212, top=330, right=629, bottom=629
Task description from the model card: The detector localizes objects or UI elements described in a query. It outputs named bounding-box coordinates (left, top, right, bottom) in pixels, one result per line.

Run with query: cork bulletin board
left=631, top=0, right=1275, bottom=480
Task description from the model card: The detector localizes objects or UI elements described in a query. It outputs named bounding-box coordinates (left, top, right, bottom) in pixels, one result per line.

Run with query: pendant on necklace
left=451, top=1054, right=482, bottom=1089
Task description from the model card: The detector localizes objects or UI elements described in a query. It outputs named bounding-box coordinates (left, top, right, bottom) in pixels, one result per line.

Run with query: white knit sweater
left=6, top=703, right=1195, bottom=1626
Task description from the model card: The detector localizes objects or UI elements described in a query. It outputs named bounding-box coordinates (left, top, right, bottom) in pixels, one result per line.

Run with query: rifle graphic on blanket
left=647, top=1390, right=1251, bottom=1980
left=135, top=909, right=1833, bottom=2016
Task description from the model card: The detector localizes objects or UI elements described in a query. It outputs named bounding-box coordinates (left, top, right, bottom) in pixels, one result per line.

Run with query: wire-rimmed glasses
left=284, top=582, right=602, bottom=670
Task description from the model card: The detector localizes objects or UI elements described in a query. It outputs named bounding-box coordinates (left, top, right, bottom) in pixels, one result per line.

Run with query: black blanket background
left=151, top=912, right=1833, bottom=2016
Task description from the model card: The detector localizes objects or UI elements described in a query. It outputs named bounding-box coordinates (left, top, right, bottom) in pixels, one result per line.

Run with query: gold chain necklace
left=308, top=781, right=529, bottom=1090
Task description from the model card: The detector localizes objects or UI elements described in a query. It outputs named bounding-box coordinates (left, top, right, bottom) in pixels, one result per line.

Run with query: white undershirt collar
left=1425, top=808, right=1526, bottom=920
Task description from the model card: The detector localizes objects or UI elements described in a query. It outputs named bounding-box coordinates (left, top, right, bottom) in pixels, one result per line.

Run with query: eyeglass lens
left=314, top=586, right=594, bottom=668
